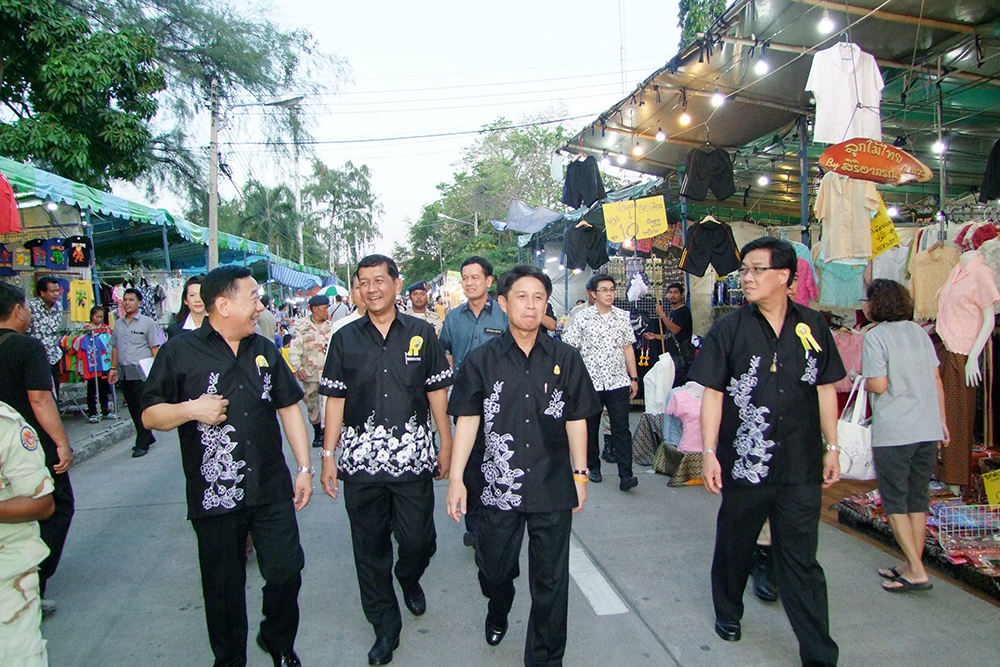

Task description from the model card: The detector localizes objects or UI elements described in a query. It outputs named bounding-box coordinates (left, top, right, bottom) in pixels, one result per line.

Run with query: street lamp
left=207, top=83, right=306, bottom=269
left=330, top=206, right=370, bottom=281
left=437, top=212, right=479, bottom=237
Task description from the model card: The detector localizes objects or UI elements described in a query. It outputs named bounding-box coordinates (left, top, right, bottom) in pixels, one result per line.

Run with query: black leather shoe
left=256, top=632, right=302, bottom=667
left=368, top=635, right=399, bottom=665
left=485, top=617, right=508, bottom=646
left=601, top=448, right=617, bottom=464
left=619, top=476, right=638, bottom=491
left=752, top=545, right=778, bottom=602
left=403, top=583, right=426, bottom=616
left=714, top=619, right=741, bottom=642
left=588, top=469, right=602, bottom=483
left=131, top=447, right=148, bottom=458
left=463, top=531, right=475, bottom=548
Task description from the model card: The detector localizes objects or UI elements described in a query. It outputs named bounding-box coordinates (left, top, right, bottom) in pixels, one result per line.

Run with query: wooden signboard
left=819, top=139, right=932, bottom=186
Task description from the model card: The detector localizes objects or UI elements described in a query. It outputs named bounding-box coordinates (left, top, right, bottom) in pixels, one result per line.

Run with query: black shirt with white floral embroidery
left=448, top=329, right=601, bottom=513
left=320, top=312, right=453, bottom=484
left=687, top=299, right=845, bottom=487
left=141, top=320, right=304, bottom=520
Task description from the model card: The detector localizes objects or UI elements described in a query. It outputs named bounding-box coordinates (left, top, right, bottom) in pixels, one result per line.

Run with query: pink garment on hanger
left=794, top=258, right=819, bottom=305
left=832, top=329, right=865, bottom=393
left=666, top=388, right=703, bottom=453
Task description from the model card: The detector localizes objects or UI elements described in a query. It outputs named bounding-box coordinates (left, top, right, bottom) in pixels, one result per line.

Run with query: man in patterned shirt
left=562, top=273, right=640, bottom=490
left=319, top=254, right=453, bottom=667
left=26, top=277, right=64, bottom=398
left=288, top=294, right=334, bottom=447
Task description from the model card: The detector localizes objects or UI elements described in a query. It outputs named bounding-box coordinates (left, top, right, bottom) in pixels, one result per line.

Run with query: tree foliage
left=0, top=0, right=166, bottom=187
left=678, top=0, right=727, bottom=49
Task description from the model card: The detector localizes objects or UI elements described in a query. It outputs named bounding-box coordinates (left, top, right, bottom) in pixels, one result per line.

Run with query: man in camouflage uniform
left=0, top=401, right=55, bottom=667
left=288, top=294, right=334, bottom=447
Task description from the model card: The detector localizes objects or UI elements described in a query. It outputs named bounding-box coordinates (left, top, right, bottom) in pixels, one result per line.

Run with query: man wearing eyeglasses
left=687, top=236, right=843, bottom=667
left=562, top=273, right=639, bottom=491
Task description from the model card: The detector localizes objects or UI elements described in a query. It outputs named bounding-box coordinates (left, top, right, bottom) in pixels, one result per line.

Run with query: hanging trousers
left=191, top=500, right=304, bottom=667
left=120, top=379, right=156, bottom=449
left=476, top=507, right=573, bottom=667
left=712, top=484, right=838, bottom=667
left=343, top=479, right=437, bottom=641
left=937, top=347, right=975, bottom=485
left=586, top=386, right=632, bottom=479
left=38, top=471, right=74, bottom=598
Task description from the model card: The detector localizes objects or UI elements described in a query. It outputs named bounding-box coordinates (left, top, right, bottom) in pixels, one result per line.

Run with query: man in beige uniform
left=0, top=401, right=55, bottom=667
left=405, top=281, right=442, bottom=335
left=288, top=294, right=334, bottom=447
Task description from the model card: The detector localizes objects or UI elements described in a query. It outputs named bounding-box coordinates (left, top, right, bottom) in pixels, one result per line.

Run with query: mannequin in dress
left=958, top=250, right=994, bottom=386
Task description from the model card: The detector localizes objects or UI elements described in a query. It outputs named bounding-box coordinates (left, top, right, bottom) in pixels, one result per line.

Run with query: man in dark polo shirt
left=446, top=264, right=600, bottom=666
left=687, top=236, right=843, bottom=667
left=319, top=254, right=454, bottom=667
left=142, top=266, right=314, bottom=667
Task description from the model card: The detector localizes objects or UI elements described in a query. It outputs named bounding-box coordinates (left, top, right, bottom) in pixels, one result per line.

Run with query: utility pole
left=208, top=78, right=220, bottom=270
left=291, top=105, right=304, bottom=263
left=474, top=211, right=479, bottom=237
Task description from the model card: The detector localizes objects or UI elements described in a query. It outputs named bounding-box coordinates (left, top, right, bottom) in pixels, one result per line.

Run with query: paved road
left=41, top=411, right=998, bottom=666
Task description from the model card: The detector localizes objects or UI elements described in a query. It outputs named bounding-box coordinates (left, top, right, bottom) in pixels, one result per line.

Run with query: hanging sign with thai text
left=871, top=193, right=901, bottom=257
left=819, top=139, right=932, bottom=186
left=603, top=195, right=668, bottom=242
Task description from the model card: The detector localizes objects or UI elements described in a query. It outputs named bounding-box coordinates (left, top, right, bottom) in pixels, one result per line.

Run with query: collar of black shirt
left=745, top=298, right=806, bottom=336
left=191, top=317, right=257, bottom=355
left=457, top=297, right=496, bottom=316
left=497, top=327, right=555, bottom=358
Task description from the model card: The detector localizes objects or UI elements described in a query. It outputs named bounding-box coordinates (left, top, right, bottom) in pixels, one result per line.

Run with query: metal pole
left=267, top=260, right=274, bottom=304
left=84, top=209, right=100, bottom=300
left=937, top=57, right=947, bottom=220
left=798, top=115, right=810, bottom=246
left=208, top=77, right=220, bottom=270
left=161, top=217, right=171, bottom=272
left=292, top=106, right=304, bottom=264
left=679, top=165, right=691, bottom=302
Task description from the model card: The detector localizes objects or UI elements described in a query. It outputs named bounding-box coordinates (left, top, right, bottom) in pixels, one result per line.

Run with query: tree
left=233, top=180, right=301, bottom=261
left=302, top=160, right=382, bottom=279
left=678, top=0, right=727, bottom=49
left=0, top=0, right=166, bottom=188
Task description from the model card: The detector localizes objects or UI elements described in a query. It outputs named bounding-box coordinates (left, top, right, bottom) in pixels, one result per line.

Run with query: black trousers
left=50, top=362, right=61, bottom=400
left=86, top=375, right=112, bottom=417
left=38, top=471, right=74, bottom=597
left=463, top=447, right=484, bottom=537
left=476, top=507, right=572, bottom=667
left=586, top=387, right=632, bottom=479
left=712, top=484, right=839, bottom=666
left=191, top=500, right=304, bottom=667
left=120, top=379, right=155, bottom=449
left=343, top=478, right=437, bottom=641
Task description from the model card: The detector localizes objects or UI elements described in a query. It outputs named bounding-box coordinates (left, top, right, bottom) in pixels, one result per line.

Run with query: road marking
left=569, top=536, right=629, bottom=616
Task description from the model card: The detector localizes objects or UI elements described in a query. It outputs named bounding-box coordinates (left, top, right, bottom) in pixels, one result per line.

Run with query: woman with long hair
left=166, top=276, right=206, bottom=339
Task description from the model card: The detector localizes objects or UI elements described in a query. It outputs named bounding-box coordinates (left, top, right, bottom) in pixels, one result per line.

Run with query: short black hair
left=586, top=273, right=615, bottom=292
left=123, top=287, right=143, bottom=301
left=0, top=282, right=27, bottom=319
left=739, top=236, right=797, bottom=284
left=261, top=294, right=270, bottom=307
left=89, top=305, right=105, bottom=320
left=201, top=266, right=253, bottom=313
left=357, top=254, right=399, bottom=280
left=498, top=265, right=552, bottom=298
left=865, top=279, right=914, bottom=322
left=36, top=276, right=59, bottom=296
left=282, top=333, right=292, bottom=346
left=667, top=282, right=684, bottom=294
left=461, top=256, right=493, bottom=278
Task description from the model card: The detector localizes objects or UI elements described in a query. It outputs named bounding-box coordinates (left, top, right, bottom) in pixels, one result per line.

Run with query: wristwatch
left=319, top=449, right=336, bottom=458
left=296, top=466, right=316, bottom=476
left=630, top=376, right=638, bottom=381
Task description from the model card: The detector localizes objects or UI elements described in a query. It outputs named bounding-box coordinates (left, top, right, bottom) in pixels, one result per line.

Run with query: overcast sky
left=122, top=0, right=683, bottom=260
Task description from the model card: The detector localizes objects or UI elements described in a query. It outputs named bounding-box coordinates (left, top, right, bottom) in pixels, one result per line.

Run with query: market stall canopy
left=565, top=0, right=1000, bottom=218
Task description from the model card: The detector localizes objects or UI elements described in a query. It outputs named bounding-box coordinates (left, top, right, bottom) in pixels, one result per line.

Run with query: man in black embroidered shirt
left=319, top=254, right=454, bottom=667
left=446, top=265, right=600, bottom=667
left=687, top=237, right=843, bottom=667
left=142, top=266, right=314, bottom=667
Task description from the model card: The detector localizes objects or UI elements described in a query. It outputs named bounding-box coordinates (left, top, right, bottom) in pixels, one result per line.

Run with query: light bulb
left=887, top=206, right=899, bottom=218
left=616, top=153, right=627, bottom=165
left=932, top=139, right=946, bottom=154
left=679, top=111, right=691, bottom=126
left=600, top=154, right=610, bottom=167
left=45, top=201, right=58, bottom=211
left=819, top=10, right=834, bottom=34
left=622, top=239, right=634, bottom=249
left=655, top=128, right=666, bottom=142
left=754, top=59, right=769, bottom=75
left=633, top=143, right=644, bottom=157
left=711, top=89, right=725, bottom=107
left=758, top=175, right=770, bottom=186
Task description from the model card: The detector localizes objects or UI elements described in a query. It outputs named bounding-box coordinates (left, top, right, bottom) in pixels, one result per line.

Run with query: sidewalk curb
left=71, top=419, right=136, bottom=465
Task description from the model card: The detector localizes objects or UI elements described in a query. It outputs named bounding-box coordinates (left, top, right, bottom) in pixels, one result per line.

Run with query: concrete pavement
left=40, top=410, right=999, bottom=666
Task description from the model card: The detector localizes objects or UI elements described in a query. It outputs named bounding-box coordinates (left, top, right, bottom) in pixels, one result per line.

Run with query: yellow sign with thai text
left=603, top=196, right=669, bottom=243
left=870, top=194, right=900, bottom=258
left=983, top=469, right=1000, bottom=507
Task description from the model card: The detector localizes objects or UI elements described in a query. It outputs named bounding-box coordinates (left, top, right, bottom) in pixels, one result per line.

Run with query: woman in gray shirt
left=860, top=279, right=949, bottom=593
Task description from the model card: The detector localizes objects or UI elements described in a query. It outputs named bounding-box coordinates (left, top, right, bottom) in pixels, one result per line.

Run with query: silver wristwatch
left=297, top=466, right=316, bottom=476
left=319, top=449, right=336, bottom=458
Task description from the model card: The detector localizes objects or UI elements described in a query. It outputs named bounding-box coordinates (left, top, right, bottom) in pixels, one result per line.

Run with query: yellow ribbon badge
left=407, top=336, right=424, bottom=357
left=553, top=364, right=561, bottom=375
left=255, top=355, right=269, bottom=368
left=794, top=323, right=822, bottom=356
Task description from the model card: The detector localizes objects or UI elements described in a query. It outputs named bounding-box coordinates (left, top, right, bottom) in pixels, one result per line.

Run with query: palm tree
left=236, top=179, right=302, bottom=260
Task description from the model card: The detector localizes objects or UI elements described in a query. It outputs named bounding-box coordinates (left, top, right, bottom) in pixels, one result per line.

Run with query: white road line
left=568, top=535, right=629, bottom=616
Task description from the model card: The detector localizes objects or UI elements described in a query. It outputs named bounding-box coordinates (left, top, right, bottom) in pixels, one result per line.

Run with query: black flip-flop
left=882, top=578, right=932, bottom=593
left=878, top=566, right=902, bottom=580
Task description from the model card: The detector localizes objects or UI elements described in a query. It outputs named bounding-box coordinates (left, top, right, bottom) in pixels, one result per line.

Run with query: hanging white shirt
left=805, top=43, right=884, bottom=144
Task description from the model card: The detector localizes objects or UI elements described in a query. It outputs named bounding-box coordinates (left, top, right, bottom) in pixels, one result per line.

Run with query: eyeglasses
left=737, top=266, right=777, bottom=277
left=595, top=287, right=616, bottom=294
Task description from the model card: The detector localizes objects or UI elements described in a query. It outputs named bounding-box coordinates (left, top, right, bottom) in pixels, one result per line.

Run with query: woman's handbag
left=837, top=376, right=876, bottom=480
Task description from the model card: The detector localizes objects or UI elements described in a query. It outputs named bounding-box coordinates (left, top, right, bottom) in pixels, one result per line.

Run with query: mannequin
left=958, top=250, right=994, bottom=387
